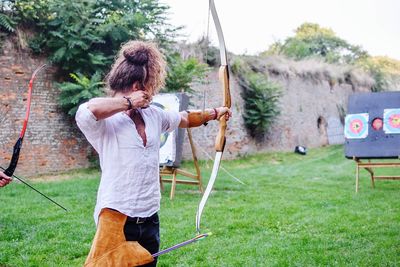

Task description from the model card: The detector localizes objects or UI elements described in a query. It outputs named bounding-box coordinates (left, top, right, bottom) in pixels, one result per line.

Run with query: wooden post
left=187, top=128, right=203, bottom=193
left=170, top=169, right=177, bottom=200
left=354, top=157, right=359, bottom=193
left=368, top=159, right=375, bottom=188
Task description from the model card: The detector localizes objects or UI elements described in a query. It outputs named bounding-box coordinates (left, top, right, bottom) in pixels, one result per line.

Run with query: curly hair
left=106, top=41, right=166, bottom=96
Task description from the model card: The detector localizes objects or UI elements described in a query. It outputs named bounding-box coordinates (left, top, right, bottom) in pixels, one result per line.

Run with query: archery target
left=152, top=94, right=181, bottom=165
left=345, top=92, right=400, bottom=159
left=344, top=113, right=369, bottom=139
left=384, top=108, right=400, bottom=134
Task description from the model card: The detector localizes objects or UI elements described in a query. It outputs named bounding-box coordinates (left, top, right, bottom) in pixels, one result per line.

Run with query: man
left=76, top=41, right=231, bottom=266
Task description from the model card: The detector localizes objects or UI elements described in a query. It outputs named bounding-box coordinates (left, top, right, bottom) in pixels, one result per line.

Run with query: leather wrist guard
left=186, top=109, right=215, bottom=127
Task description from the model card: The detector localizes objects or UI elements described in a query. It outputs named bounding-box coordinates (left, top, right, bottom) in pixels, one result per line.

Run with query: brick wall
left=0, top=40, right=92, bottom=176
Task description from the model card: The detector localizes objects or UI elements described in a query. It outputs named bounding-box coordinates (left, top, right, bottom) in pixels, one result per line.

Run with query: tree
left=3, top=0, right=208, bottom=116
left=21, top=0, right=175, bottom=76
left=265, top=23, right=368, bottom=64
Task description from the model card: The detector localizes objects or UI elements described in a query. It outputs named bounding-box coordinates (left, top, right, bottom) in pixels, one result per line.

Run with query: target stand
left=345, top=92, right=400, bottom=192
left=159, top=128, right=203, bottom=199
left=353, top=157, right=400, bottom=192
left=153, top=93, right=203, bottom=199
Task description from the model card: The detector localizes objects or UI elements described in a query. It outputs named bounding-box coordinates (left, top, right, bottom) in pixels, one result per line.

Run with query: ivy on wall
left=232, top=57, right=282, bottom=141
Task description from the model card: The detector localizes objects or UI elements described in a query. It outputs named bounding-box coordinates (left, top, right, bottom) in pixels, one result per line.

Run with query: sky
left=161, top=0, right=400, bottom=60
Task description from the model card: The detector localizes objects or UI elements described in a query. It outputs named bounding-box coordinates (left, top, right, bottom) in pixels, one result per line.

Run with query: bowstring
left=202, top=1, right=212, bottom=169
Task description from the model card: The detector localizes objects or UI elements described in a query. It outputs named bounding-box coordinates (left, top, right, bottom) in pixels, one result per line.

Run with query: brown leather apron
left=84, top=208, right=154, bottom=267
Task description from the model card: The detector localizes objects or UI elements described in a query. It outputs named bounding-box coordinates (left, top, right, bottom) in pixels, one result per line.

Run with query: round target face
left=384, top=109, right=400, bottom=134
left=151, top=101, right=170, bottom=148
left=344, top=113, right=369, bottom=139
left=350, top=119, right=364, bottom=134
left=389, top=114, right=400, bottom=128
left=159, top=132, right=169, bottom=148
left=371, top=118, right=383, bottom=131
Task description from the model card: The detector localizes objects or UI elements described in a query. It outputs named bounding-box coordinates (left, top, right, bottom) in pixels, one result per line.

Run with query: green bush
left=232, top=58, right=281, bottom=140
left=163, top=53, right=208, bottom=94
left=0, top=9, right=17, bottom=48
left=355, top=57, right=397, bottom=92
left=57, top=72, right=104, bottom=116
left=0, top=13, right=15, bottom=33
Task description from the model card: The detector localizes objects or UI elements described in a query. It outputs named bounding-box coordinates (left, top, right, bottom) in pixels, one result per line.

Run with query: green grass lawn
left=1, top=145, right=399, bottom=266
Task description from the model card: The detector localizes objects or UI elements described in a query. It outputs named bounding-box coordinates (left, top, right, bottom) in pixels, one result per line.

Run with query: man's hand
left=127, top=90, right=152, bottom=109
left=0, top=172, right=12, bottom=187
left=215, top=106, right=232, bottom=121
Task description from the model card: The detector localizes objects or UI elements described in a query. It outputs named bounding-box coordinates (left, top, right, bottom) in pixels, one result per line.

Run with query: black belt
left=127, top=212, right=158, bottom=224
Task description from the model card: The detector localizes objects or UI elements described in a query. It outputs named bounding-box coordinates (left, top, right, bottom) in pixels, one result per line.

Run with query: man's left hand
left=215, top=107, right=232, bottom=121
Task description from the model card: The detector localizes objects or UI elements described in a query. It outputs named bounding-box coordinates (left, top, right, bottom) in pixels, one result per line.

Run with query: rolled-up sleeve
left=160, top=110, right=181, bottom=133
left=75, top=102, right=106, bottom=143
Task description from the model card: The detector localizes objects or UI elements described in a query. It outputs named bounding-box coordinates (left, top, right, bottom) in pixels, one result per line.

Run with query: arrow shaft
left=152, top=233, right=209, bottom=258
left=1, top=167, right=67, bottom=212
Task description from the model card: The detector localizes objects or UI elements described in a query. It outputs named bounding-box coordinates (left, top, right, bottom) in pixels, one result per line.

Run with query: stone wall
left=180, top=71, right=370, bottom=161
left=0, top=40, right=92, bottom=176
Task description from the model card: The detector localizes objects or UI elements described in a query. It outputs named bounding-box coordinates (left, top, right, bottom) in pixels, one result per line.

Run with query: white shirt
left=75, top=102, right=181, bottom=224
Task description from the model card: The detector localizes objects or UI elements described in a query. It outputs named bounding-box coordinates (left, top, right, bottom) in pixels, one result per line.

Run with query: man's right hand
left=127, top=90, right=151, bottom=109
left=0, top=172, right=12, bottom=187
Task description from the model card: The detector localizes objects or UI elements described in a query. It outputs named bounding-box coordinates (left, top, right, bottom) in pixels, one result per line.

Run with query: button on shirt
left=76, top=103, right=181, bottom=224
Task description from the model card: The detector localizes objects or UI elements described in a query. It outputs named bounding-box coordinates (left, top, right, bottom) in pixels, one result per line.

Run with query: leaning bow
left=3, top=65, right=46, bottom=177
left=196, top=0, right=231, bottom=233
left=1, top=64, right=67, bottom=212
